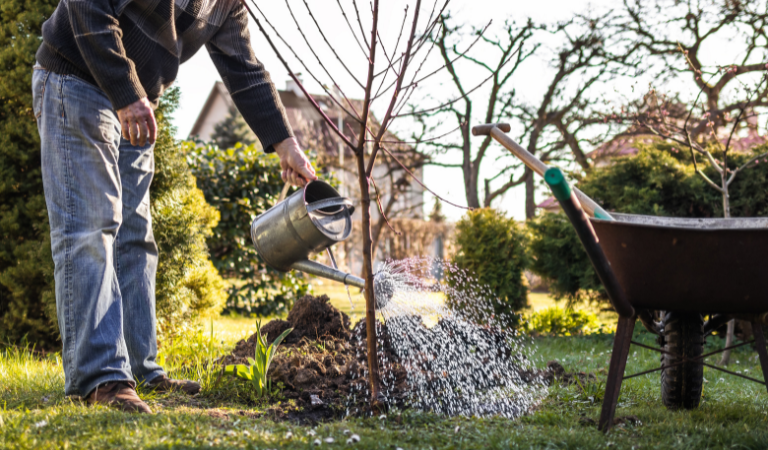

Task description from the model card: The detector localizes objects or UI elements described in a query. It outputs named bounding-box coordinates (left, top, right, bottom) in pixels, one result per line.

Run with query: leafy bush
left=184, top=141, right=312, bottom=316
left=578, top=143, right=718, bottom=217
left=151, top=89, right=227, bottom=338
left=527, top=212, right=603, bottom=301
left=527, top=143, right=768, bottom=302
left=447, top=208, right=529, bottom=326
left=524, top=307, right=600, bottom=336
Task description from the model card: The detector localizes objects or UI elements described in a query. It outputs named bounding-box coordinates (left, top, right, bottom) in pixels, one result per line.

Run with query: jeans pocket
left=32, top=68, right=48, bottom=120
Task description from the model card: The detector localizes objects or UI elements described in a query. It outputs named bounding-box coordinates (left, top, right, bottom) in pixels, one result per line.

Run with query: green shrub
left=527, top=212, right=603, bottom=301
left=0, top=0, right=68, bottom=347
left=527, top=143, right=768, bottom=302
left=578, top=143, right=717, bottom=217
left=151, top=89, right=227, bottom=339
left=447, top=208, right=529, bottom=326
left=184, top=141, right=312, bottom=317
left=523, top=307, right=600, bottom=337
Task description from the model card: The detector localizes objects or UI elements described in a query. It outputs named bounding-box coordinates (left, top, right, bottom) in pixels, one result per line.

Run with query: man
left=32, top=0, right=316, bottom=414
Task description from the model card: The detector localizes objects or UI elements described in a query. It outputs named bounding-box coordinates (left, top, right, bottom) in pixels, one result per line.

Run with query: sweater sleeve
left=206, top=3, right=293, bottom=153
left=66, top=0, right=146, bottom=110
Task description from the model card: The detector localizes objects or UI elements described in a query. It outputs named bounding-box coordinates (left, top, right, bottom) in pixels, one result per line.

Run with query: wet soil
left=217, top=294, right=588, bottom=424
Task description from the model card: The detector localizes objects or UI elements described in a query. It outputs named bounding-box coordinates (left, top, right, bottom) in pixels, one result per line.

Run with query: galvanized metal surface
left=591, top=213, right=768, bottom=314
left=290, top=259, right=365, bottom=288
left=251, top=181, right=352, bottom=271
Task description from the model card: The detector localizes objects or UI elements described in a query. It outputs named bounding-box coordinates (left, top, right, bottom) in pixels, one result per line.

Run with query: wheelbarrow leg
left=752, top=321, right=768, bottom=395
left=598, top=316, right=635, bottom=433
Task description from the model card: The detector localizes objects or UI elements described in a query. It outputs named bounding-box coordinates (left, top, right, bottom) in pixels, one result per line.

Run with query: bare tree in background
left=618, top=0, right=768, bottom=139
left=409, top=16, right=537, bottom=209
left=237, top=0, right=480, bottom=404
left=412, top=12, right=641, bottom=217
left=510, top=12, right=643, bottom=218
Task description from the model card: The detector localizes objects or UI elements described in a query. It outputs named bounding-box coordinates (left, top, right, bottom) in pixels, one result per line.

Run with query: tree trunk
left=354, top=151, right=383, bottom=405
left=719, top=178, right=735, bottom=366
left=459, top=114, right=480, bottom=209
left=524, top=168, right=535, bottom=219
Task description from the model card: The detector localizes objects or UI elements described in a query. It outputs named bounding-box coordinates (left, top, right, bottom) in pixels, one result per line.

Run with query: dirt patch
left=285, top=294, right=351, bottom=343
left=225, top=295, right=351, bottom=359
left=542, top=360, right=597, bottom=386
left=218, top=295, right=369, bottom=422
left=218, top=294, right=543, bottom=423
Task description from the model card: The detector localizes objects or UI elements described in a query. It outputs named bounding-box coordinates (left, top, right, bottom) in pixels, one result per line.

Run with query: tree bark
left=719, top=179, right=735, bottom=366
left=524, top=167, right=535, bottom=219
left=355, top=151, right=383, bottom=404
left=459, top=118, right=481, bottom=209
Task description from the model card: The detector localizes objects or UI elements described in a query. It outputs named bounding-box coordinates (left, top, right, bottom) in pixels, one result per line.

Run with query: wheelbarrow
left=473, top=123, right=768, bottom=432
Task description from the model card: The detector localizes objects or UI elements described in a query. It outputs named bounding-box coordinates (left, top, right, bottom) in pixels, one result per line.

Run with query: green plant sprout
left=224, top=320, right=292, bottom=397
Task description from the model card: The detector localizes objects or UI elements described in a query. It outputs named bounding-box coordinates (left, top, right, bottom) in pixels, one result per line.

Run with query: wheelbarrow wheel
left=661, top=312, right=704, bottom=409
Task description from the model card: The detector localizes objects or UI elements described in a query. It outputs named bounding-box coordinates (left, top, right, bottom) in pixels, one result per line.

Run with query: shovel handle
left=472, top=123, right=613, bottom=220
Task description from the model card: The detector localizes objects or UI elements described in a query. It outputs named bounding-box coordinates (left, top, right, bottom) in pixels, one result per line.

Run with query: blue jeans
left=33, top=67, right=165, bottom=397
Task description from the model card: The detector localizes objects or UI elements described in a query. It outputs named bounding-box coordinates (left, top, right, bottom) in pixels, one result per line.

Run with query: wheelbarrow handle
left=472, top=123, right=613, bottom=220
left=545, top=168, right=635, bottom=319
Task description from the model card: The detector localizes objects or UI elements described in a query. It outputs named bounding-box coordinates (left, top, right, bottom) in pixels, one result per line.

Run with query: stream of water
left=354, top=257, right=545, bottom=418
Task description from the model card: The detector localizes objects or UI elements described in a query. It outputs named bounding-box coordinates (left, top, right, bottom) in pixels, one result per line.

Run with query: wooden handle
left=488, top=127, right=613, bottom=220
left=471, top=123, right=511, bottom=136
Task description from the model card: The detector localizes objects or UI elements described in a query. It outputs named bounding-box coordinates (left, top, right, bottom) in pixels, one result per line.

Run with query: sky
left=171, top=0, right=657, bottom=221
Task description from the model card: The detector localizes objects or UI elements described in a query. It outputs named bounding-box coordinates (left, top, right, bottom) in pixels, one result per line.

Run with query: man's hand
left=273, top=137, right=317, bottom=186
left=117, top=97, right=157, bottom=147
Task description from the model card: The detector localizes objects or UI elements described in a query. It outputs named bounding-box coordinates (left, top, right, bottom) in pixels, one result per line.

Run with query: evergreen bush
left=447, top=208, right=529, bottom=326
left=0, top=0, right=60, bottom=347
left=184, top=141, right=311, bottom=317
left=527, top=212, right=603, bottom=301
left=210, top=106, right=256, bottom=151
left=152, top=89, right=227, bottom=339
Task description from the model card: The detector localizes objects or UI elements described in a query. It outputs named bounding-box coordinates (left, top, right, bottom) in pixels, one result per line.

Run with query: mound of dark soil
left=217, top=294, right=574, bottom=423
left=222, top=295, right=352, bottom=364
left=285, top=294, right=351, bottom=343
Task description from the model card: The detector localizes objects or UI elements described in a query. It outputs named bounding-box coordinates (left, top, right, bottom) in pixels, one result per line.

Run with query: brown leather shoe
left=86, top=381, right=152, bottom=414
left=146, top=375, right=201, bottom=395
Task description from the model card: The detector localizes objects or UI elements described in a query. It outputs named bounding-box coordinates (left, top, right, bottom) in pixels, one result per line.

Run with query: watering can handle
left=306, top=197, right=356, bottom=215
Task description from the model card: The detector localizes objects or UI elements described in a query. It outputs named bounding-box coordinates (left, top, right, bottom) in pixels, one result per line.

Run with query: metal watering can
left=251, top=180, right=393, bottom=308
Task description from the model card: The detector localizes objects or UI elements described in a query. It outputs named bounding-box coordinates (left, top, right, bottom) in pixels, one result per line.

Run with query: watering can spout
left=289, top=260, right=393, bottom=309
left=291, top=259, right=364, bottom=289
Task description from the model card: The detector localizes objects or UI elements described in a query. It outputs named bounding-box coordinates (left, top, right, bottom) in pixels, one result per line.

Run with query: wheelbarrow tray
left=592, top=213, right=768, bottom=314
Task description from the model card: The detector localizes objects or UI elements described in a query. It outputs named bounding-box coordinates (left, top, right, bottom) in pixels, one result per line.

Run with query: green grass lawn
left=3, top=311, right=768, bottom=449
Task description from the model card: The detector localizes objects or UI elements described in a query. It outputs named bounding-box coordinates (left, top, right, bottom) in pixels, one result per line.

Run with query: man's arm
left=67, top=0, right=145, bottom=110
left=206, top=2, right=316, bottom=185
left=67, top=0, right=155, bottom=146
left=206, top=3, right=294, bottom=153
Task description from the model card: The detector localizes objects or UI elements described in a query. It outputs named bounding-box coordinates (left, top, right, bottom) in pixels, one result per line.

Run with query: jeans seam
left=59, top=74, right=77, bottom=390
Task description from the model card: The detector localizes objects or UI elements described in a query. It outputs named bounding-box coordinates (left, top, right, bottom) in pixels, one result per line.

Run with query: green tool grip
left=544, top=168, right=572, bottom=202
left=593, top=207, right=613, bottom=221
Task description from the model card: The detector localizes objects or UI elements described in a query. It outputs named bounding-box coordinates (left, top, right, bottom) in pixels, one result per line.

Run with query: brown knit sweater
left=37, top=0, right=292, bottom=151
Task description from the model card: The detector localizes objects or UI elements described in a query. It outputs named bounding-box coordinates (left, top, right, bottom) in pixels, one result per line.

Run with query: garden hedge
left=448, top=208, right=529, bottom=327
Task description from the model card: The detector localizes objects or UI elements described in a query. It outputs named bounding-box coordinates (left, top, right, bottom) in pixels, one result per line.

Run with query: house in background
left=190, top=81, right=449, bottom=274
